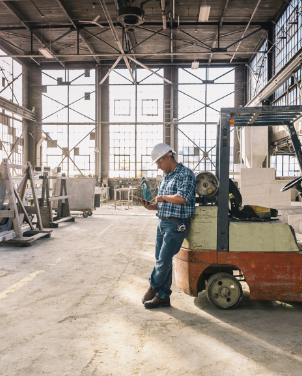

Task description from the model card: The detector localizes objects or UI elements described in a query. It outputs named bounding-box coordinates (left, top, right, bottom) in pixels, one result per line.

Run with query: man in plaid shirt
left=138, top=143, right=196, bottom=309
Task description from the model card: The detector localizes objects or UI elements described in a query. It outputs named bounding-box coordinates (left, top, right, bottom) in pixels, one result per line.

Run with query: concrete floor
left=0, top=204, right=302, bottom=376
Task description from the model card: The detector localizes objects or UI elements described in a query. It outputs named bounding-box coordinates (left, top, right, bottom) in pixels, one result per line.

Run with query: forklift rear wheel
left=82, top=212, right=88, bottom=218
left=206, top=272, right=243, bottom=309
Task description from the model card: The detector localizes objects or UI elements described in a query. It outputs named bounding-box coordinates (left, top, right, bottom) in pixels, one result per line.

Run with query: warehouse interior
left=1, top=0, right=302, bottom=375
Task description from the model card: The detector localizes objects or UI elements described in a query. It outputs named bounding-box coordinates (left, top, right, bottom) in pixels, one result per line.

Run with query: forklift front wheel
left=206, top=272, right=243, bottom=309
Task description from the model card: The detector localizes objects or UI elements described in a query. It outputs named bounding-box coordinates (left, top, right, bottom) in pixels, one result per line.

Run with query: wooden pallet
left=3, top=230, right=51, bottom=247
left=49, top=215, right=75, bottom=228
left=0, top=159, right=52, bottom=247
left=39, top=173, right=75, bottom=228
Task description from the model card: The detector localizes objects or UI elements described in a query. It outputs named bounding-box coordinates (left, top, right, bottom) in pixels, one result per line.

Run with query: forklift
left=175, top=105, right=302, bottom=309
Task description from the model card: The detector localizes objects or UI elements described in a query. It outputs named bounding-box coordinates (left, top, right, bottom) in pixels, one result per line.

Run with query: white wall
left=242, top=126, right=268, bottom=168
left=240, top=168, right=292, bottom=208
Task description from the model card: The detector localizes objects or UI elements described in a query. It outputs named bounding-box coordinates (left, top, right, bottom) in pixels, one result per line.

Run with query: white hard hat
left=151, top=143, right=174, bottom=164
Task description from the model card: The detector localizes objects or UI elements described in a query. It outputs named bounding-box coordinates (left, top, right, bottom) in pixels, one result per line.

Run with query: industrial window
left=114, top=155, right=130, bottom=171
left=0, top=48, right=23, bottom=170
left=275, top=0, right=302, bottom=74
left=0, top=48, right=22, bottom=105
left=249, top=41, right=268, bottom=99
left=41, top=69, right=95, bottom=176
left=142, top=99, right=158, bottom=116
left=109, top=68, right=163, bottom=178
left=273, top=0, right=302, bottom=181
left=178, top=67, right=234, bottom=172
left=270, top=154, right=300, bottom=176
left=114, top=99, right=131, bottom=116
left=274, top=69, right=301, bottom=105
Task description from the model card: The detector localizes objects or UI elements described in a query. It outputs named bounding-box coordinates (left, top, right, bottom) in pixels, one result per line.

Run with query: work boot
left=142, top=286, right=157, bottom=304
left=144, top=295, right=171, bottom=309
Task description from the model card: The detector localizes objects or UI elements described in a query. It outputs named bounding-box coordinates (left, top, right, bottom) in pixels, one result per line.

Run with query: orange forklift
left=175, top=105, right=302, bottom=309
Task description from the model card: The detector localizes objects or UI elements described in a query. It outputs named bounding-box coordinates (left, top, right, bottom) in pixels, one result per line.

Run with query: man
left=138, top=143, right=196, bottom=309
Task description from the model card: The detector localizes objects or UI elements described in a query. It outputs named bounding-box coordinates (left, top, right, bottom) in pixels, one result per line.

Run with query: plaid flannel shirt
left=157, top=163, right=196, bottom=219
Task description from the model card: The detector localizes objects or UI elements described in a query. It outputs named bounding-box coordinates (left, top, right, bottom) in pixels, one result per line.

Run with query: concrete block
left=242, top=127, right=268, bottom=168
left=287, top=214, right=302, bottom=233
left=54, top=177, right=95, bottom=211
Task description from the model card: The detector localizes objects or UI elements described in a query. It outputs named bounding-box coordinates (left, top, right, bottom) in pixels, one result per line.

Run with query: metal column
left=96, top=67, right=102, bottom=182
left=217, top=110, right=231, bottom=251
left=288, top=122, right=302, bottom=171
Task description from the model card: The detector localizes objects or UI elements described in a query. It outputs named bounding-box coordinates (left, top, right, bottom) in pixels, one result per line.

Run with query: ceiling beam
left=0, top=31, right=40, bottom=65
left=208, top=0, right=230, bottom=63
left=0, top=21, right=271, bottom=32
left=230, top=0, right=262, bottom=63
left=1, top=0, right=65, bottom=67
left=79, top=31, right=100, bottom=64
left=55, top=0, right=100, bottom=64
left=0, top=51, right=268, bottom=58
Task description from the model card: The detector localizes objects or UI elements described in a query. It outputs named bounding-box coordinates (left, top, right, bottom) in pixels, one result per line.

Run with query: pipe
left=173, top=0, right=175, bottom=20
left=161, top=0, right=166, bottom=30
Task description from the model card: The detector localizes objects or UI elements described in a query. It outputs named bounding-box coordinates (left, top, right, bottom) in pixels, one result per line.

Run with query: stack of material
left=0, top=159, right=52, bottom=246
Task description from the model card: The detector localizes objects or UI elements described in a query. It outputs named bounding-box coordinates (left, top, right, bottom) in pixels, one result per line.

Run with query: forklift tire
left=82, top=212, right=88, bottom=218
left=206, top=272, right=243, bottom=309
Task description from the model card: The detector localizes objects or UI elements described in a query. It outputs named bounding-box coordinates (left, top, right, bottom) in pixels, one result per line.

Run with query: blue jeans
left=149, top=217, right=191, bottom=299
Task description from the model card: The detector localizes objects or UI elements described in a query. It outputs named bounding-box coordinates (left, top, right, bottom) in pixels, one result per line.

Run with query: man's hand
left=151, top=195, right=165, bottom=204
left=152, top=194, right=187, bottom=205
left=137, top=198, right=156, bottom=210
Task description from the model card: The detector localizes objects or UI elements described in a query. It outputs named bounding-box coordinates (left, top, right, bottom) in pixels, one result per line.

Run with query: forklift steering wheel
left=281, top=176, right=302, bottom=192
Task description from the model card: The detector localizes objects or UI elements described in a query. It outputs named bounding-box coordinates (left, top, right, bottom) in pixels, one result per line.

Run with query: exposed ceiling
left=0, top=0, right=286, bottom=67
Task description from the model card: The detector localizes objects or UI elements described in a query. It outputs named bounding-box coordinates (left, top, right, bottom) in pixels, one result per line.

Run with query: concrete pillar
left=164, top=66, right=178, bottom=154
left=99, top=66, right=110, bottom=181
left=234, top=65, right=245, bottom=165
left=22, top=70, right=30, bottom=164
left=28, top=67, right=42, bottom=168
left=95, top=68, right=101, bottom=183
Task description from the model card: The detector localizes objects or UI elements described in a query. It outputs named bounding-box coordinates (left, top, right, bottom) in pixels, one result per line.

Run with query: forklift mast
left=216, top=105, right=302, bottom=252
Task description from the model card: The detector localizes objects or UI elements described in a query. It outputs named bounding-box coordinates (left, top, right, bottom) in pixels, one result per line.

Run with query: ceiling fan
left=78, top=15, right=104, bottom=28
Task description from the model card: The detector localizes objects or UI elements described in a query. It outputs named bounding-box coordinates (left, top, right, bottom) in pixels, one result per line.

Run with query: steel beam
left=179, top=29, right=212, bottom=51
left=0, top=32, right=40, bottom=65
left=2, top=0, right=65, bottom=67
left=178, top=90, right=219, bottom=113
left=0, top=97, right=35, bottom=121
left=0, top=51, right=268, bottom=58
left=230, top=0, right=262, bottom=63
left=84, top=29, right=120, bottom=52
left=99, top=56, right=123, bottom=85
left=127, top=56, right=172, bottom=84
left=129, top=28, right=163, bottom=52
left=56, top=0, right=100, bottom=64
left=42, top=93, right=95, bottom=121
left=209, top=0, right=229, bottom=63
left=0, top=22, right=271, bottom=31
left=0, top=70, right=24, bottom=94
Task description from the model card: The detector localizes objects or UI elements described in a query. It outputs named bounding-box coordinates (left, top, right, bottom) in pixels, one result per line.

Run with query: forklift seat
left=229, top=179, right=278, bottom=220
